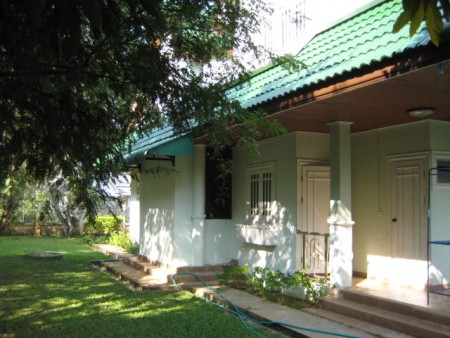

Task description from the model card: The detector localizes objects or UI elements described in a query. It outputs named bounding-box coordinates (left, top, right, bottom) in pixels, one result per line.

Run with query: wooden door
left=298, top=165, right=330, bottom=274
left=390, top=156, right=427, bottom=260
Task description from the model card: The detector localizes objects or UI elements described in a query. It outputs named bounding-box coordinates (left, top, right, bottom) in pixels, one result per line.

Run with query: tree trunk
left=49, top=186, right=82, bottom=237
left=0, top=165, right=20, bottom=233
left=51, top=202, right=76, bottom=237
left=0, top=196, right=15, bottom=232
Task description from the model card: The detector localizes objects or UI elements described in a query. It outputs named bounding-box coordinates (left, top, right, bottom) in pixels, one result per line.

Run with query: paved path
left=192, top=287, right=411, bottom=338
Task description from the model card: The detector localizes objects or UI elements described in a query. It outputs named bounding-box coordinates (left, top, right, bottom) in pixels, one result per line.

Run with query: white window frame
left=246, top=163, right=276, bottom=222
left=431, top=151, right=450, bottom=191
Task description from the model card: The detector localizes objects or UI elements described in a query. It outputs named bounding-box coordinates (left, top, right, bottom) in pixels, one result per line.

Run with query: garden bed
left=217, top=264, right=329, bottom=310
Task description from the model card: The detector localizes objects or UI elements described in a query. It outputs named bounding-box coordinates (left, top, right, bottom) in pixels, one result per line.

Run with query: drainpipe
left=192, top=144, right=206, bottom=266
left=327, top=122, right=355, bottom=290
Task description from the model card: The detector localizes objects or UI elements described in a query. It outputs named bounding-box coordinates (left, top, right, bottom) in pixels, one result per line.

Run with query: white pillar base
left=191, top=214, right=206, bottom=266
left=329, top=222, right=353, bottom=289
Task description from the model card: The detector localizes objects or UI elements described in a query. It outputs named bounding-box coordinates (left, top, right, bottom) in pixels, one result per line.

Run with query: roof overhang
left=258, top=44, right=450, bottom=134
left=125, top=134, right=193, bottom=167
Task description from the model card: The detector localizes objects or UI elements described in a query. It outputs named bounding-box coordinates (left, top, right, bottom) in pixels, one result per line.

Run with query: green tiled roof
left=226, top=0, right=431, bottom=109
left=125, top=0, right=437, bottom=166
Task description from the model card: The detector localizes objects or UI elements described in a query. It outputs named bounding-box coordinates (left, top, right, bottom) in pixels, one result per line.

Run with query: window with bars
left=248, top=165, right=275, bottom=218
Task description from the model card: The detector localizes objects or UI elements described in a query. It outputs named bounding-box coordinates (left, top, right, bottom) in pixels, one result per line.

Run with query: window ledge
left=235, top=224, right=277, bottom=246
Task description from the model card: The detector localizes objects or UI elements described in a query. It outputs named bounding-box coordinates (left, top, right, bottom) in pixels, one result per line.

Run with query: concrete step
left=99, top=261, right=174, bottom=291
left=121, top=255, right=169, bottom=278
left=91, top=243, right=134, bottom=260
left=320, top=296, right=450, bottom=338
left=169, top=271, right=220, bottom=286
left=177, top=264, right=226, bottom=274
left=303, top=306, right=415, bottom=338
left=341, top=289, right=450, bottom=327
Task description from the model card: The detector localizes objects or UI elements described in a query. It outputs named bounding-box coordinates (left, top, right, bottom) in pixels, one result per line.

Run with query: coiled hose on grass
left=171, top=272, right=360, bottom=338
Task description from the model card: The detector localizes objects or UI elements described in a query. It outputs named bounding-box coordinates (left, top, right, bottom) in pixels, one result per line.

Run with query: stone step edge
left=92, top=244, right=228, bottom=277
left=321, top=297, right=450, bottom=338
left=169, top=271, right=221, bottom=283
left=99, top=261, right=175, bottom=291
left=177, top=264, right=228, bottom=273
left=98, top=260, right=223, bottom=293
left=122, top=256, right=169, bottom=276
left=341, top=288, right=450, bottom=326
left=303, top=306, right=415, bottom=338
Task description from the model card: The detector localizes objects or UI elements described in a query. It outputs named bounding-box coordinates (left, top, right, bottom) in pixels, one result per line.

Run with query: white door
left=298, top=165, right=330, bottom=274
left=390, top=156, right=427, bottom=260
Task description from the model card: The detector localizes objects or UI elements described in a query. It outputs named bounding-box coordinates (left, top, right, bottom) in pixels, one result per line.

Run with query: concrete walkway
left=191, top=286, right=411, bottom=338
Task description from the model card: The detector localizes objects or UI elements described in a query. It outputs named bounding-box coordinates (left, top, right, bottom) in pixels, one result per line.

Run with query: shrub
left=108, top=232, right=139, bottom=254
left=85, top=216, right=123, bottom=237
left=218, top=264, right=327, bottom=304
left=295, top=270, right=327, bottom=303
left=217, top=263, right=250, bottom=289
left=250, top=267, right=300, bottom=292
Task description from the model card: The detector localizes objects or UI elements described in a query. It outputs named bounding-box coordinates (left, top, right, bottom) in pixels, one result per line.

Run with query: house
left=125, top=0, right=450, bottom=292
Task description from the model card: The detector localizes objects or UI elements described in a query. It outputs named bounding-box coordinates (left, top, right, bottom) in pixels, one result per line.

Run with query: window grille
left=248, top=165, right=275, bottom=218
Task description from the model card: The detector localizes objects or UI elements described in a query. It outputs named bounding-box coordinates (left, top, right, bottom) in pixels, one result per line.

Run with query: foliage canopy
left=0, top=0, right=272, bottom=216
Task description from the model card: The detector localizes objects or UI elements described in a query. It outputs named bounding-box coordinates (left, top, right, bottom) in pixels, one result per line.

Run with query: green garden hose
left=171, top=272, right=360, bottom=338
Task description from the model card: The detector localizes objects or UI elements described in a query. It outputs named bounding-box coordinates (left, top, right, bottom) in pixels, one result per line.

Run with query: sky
left=239, top=0, right=378, bottom=69
left=307, top=0, right=376, bottom=31
left=254, top=0, right=376, bottom=55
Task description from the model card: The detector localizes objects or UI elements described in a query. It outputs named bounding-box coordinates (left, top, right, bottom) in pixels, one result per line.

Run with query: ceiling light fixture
left=407, top=107, right=435, bottom=118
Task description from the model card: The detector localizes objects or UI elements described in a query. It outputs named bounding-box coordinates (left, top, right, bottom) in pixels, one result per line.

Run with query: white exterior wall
left=138, top=156, right=194, bottom=267
left=204, top=219, right=238, bottom=264
left=232, top=132, right=329, bottom=272
left=130, top=151, right=243, bottom=268
left=352, top=120, right=450, bottom=287
left=139, top=159, right=176, bottom=265
left=173, top=156, right=195, bottom=267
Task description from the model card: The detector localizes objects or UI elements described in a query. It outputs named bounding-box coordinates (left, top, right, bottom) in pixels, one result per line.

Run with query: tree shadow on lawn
left=0, top=237, right=275, bottom=337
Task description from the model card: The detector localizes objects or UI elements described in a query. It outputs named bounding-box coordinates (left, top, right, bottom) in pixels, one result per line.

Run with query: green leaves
left=0, top=0, right=269, bottom=219
left=425, top=0, right=444, bottom=44
left=218, top=265, right=328, bottom=304
left=393, top=0, right=448, bottom=46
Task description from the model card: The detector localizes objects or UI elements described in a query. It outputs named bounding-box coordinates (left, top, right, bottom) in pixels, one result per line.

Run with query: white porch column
left=327, top=122, right=355, bottom=289
left=128, top=169, right=141, bottom=247
left=192, top=144, right=206, bottom=266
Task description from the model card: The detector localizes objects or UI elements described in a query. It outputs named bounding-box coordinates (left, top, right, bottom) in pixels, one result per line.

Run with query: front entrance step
left=99, top=261, right=174, bottom=291
left=341, top=289, right=450, bottom=327
left=320, top=291, right=450, bottom=338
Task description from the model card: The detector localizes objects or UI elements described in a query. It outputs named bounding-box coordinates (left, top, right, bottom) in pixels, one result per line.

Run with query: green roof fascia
left=124, top=126, right=193, bottom=166
left=151, top=135, right=193, bottom=157
left=226, top=0, right=432, bottom=109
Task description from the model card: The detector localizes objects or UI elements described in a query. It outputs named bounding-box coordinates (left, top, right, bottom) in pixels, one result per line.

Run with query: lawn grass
left=0, top=236, right=280, bottom=338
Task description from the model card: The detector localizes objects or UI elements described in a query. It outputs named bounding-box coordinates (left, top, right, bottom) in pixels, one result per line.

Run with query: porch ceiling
left=263, top=58, right=450, bottom=134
